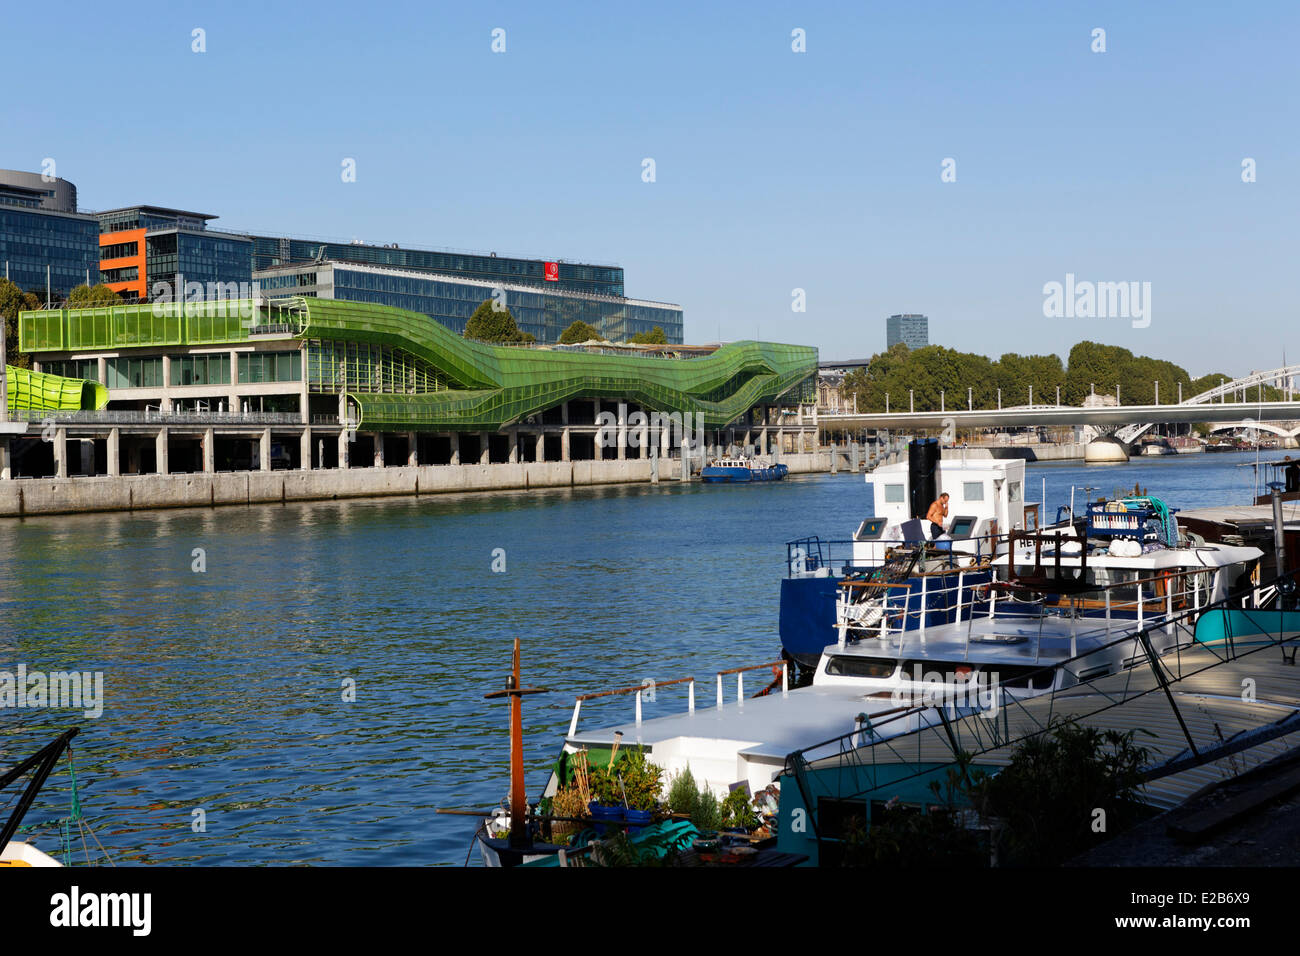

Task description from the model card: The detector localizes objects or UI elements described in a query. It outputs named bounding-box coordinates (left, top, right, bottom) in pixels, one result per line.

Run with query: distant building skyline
left=886, top=313, right=929, bottom=351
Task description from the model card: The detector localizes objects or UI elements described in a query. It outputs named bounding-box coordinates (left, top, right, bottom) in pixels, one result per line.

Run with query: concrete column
left=97, top=356, right=107, bottom=385
left=155, top=428, right=169, bottom=476
left=450, top=436, right=460, bottom=466
left=54, top=427, right=68, bottom=478
left=561, top=427, right=571, bottom=462
left=407, top=432, right=419, bottom=466
left=300, top=365, right=310, bottom=425
left=0, top=440, right=9, bottom=480
left=480, top=435, right=490, bottom=465
left=639, top=420, right=648, bottom=459
left=373, top=433, right=384, bottom=468
left=300, top=429, right=312, bottom=470
left=561, top=402, right=569, bottom=425
left=617, top=402, right=627, bottom=461
left=204, top=428, right=216, bottom=473
left=259, top=429, right=271, bottom=471
left=508, top=429, right=518, bottom=464
left=338, top=430, right=350, bottom=469
left=160, top=356, right=172, bottom=411
left=534, top=432, right=544, bottom=463
left=760, top=428, right=768, bottom=455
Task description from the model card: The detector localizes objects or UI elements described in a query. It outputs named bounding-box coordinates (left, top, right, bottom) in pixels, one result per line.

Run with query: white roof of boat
left=831, top=616, right=1139, bottom=666
left=568, top=684, right=914, bottom=760
left=1179, top=503, right=1300, bottom=529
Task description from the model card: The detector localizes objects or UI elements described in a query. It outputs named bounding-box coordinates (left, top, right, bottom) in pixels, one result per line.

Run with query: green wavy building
left=16, top=298, right=818, bottom=476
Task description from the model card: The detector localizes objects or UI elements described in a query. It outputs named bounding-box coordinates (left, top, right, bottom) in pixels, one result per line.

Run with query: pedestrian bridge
left=818, top=364, right=1300, bottom=440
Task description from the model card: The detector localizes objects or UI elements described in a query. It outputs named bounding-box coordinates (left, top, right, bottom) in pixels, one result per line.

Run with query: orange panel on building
left=99, top=228, right=147, bottom=300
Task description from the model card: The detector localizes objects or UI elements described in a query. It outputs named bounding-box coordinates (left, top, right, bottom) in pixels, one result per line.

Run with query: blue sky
left=6, top=1, right=1297, bottom=375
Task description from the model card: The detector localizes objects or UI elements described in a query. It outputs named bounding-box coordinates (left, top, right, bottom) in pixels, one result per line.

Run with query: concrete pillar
left=561, top=427, right=571, bottom=462
left=155, top=428, right=169, bottom=476
left=204, top=428, right=216, bottom=473
left=300, top=429, right=312, bottom=470
left=450, top=436, right=460, bottom=466
left=338, top=430, right=350, bottom=469
left=160, top=356, right=172, bottom=411
left=508, top=429, right=518, bottom=464
left=260, top=429, right=272, bottom=471
left=759, top=428, right=768, bottom=455
left=617, top=402, right=627, bottom=461
left=561, top=402, right=569, bottom=426
left=639, top=420, right=648, bottom=459
left=54, top=427, right=68, bottom=478
left=480, top=435, right=490, bottom=465
left=407, top=432, right=418, bottom=466
left=97, top=356, right=107, bottom=385
left=373, top=433, right=384, bottom=468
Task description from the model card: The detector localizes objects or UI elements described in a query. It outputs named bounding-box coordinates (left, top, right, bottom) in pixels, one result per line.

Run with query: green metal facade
left=6, top=365, right=109, bottom=411
left=21, top=299, right=817, bottom=431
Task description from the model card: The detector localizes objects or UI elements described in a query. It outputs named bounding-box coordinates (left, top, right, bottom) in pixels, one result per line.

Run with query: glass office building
left=251, top=235, right=623, bottom=297
left=886, top=313, right=929, bottom=350
left=0, top=177, right=100, bottom=300
left=95, top=206, right=252, bottom=302
left=255, top=261, right=683, bottom=345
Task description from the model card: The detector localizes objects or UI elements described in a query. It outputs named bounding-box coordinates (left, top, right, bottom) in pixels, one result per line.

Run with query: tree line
left=841, top=341, right=1285, bottom=412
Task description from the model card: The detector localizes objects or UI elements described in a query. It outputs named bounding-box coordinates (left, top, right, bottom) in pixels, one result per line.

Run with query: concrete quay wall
left=0, top=451, right=831, bottom=517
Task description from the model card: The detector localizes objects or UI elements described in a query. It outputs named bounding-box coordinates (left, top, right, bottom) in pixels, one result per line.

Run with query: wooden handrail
left=716, top=660, right=784, bottom=676
left=575, top=675, right=695, bottom=702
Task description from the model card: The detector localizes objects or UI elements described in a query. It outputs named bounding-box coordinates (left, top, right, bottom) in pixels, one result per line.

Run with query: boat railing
left=836, top=563, right=1223, bottom=664
left=785, top=564, right=1300, bottom=843
left=566, top=659, right=791, bottom=738
left=787, top=528, right=1055, bottom=579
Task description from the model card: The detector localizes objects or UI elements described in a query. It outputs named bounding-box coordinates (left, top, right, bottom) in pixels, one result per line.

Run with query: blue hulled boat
left=701, top=456, right=789, bottom=483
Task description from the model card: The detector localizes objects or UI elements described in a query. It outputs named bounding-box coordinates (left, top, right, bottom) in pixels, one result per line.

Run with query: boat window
left=898, top=660, right=981, bottom=685
left=824, top=656, right=897, bottom=678
left=1089, top=567, right=1138, bottom=602
left=963, top=481, right=985, bottom=502
left=884, top=483, right=905, bottom=503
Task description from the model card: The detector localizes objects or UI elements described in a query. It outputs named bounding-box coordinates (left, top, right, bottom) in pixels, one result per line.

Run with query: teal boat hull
left=1194, top=608, right=1300, bottom=646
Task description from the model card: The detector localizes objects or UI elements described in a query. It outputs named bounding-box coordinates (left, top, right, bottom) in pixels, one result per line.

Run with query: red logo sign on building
left=544, top=261, right=558, bottom=282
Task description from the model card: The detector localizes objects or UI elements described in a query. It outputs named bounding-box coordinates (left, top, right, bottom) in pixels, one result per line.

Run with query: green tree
left=463, top=299, right=535, bottom=344
left=66, top=283, right=124, bottom=308
left=558, top=319, right=604, bottom=344
left=969, top=718, right=1152, bottom=865
left=629, top=325, right=668, bottom=345
left=0, top=277, right=40, bottom=370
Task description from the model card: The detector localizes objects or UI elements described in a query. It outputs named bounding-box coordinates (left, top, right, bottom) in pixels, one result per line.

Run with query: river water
left=0, top=450, right=1275, bottom=864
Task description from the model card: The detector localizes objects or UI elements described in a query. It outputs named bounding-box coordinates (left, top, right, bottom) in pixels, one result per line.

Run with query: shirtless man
left=926, top=492, right=949, bottom=538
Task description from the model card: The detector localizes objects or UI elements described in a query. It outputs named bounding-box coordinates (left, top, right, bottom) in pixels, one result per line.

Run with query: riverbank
left=0, top=450, right=833, bottom=517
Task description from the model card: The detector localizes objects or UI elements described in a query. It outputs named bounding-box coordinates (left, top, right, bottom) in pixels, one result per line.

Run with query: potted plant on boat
left=589, top=747, right=665, bottom=836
